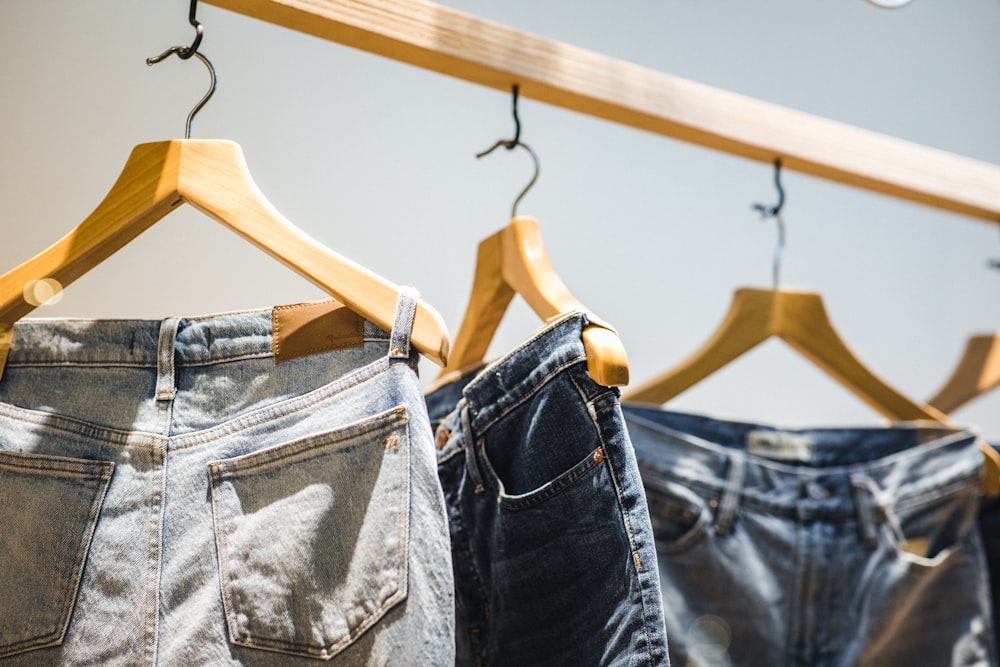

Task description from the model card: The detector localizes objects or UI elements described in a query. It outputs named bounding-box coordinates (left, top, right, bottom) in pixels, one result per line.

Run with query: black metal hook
left=477, top=85, right=540, bottom=218
left=146, top=0, right=215, bottom=139
left=752, top=159, right=787, bottom=289
left=752, top=159, right=786, bottom=218
left=147, top=0, right=204, bottom=64
left=988, top=225, right=1000, bottom=272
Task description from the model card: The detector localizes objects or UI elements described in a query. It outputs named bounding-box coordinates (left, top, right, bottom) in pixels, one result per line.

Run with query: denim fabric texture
left=623, top=405, right=996, bottom=667
left=425, top=313, right=669, bottom=667
left=980, top=442, right=1000, bottom=654
left=0, top=289, right=455, bottom=665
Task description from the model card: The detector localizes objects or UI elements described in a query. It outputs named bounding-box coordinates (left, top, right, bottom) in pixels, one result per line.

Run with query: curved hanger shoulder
left=0, top=139, right=449, bottom=370
left=625, top=287, right=944, bottom=422
left=174, top=141, right=449, bottom=363
left=624, top=287, right=772, bottom=404
left=440, top=216, right=629, bottom=386
left=773, top=289, right=945, bottom=422
left=928, top=334, right=1000, bottom=414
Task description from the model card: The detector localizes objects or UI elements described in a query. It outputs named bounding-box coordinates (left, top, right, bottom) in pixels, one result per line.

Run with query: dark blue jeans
left=979, top=442, right=1000, bottom=654
left=425, top=314, right=669, bottom=666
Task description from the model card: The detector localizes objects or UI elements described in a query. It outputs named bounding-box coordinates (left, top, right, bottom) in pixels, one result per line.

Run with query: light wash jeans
left=426, top=313, right=669, bottom=666
left=0, top=289, right=455, bottom=665
left=624, top=405, right=996, bottom=667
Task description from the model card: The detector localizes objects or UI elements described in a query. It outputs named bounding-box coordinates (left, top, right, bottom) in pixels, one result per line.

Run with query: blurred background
left=2, top=1, right=999, bottom=432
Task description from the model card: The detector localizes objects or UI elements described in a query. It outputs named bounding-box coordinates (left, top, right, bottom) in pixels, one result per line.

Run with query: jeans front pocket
left=208, top=405, right=411, bottom=661
left=0, top=450, right=114, bottom=658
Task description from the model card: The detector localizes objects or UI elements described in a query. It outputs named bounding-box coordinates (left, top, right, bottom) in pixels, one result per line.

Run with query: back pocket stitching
left=208, top=407, right=411, bottom=660
left=0, top=451, right=114, bottom=658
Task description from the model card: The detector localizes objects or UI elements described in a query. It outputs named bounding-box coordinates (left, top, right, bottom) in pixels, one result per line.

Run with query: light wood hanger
left=928, top=333, right=1000, bottom=414
left=622, top=287, right=1000, bottom=495
left=0, top=139, right=450, bottom=375
left=625, top=287, right=943, bottom=419
left=440, top=88, right=627, bottom=386
left=439, top=215, right=629, bottom=387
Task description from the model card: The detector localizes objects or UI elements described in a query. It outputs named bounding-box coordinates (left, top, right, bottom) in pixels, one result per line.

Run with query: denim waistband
left=446, top=313, right=599, bottom=436
left=5, top=307, right=392, bottom=367
left=623, top=405, right=983, bottom=518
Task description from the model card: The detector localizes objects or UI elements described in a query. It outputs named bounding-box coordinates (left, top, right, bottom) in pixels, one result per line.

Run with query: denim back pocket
left=208, top=405, right=411, bottom=661
left=0, top=450, right=114, bottom=658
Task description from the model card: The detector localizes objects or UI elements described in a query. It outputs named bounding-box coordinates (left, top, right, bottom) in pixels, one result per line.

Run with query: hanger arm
left=772, top=290, right=946, bottom=422
left=501, top=217, right=629, bottom=386
left=624, top=287, right=946, bottom=421
left=0, top=141, right=183, bottom=328
left=439, top=230, right=517, bottom=376
left=927, top=334, right=1000, bottom=414
left=0, top=140, right=450, bottom=367
left=174, top=140, right=449, bottom=363
left=624, top=288, right=772, bottom=404
left=440, top=216, right=628, bottom=386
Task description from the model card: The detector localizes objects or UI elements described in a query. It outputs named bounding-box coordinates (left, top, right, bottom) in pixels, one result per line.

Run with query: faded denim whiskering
left=0, top=289, right=455, bottom=665
left=624, top=405, right=996, bottom=667
left=425, top=313, right=669, bottom=667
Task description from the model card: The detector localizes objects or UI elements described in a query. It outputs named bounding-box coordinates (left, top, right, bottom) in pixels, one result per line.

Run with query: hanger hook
left=146, top=0, right=204, bottom=63
left=988, top=225, right=1000, bottom=272
left=145, top=0, right=216, bottom=139
left=752, top=158, right=787, bottom=289
left=476, top=85, right=541, bottom=218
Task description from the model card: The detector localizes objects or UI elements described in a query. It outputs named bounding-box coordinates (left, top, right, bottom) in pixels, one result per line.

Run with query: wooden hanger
left=0, top=139, right=450, bottom=375
left=623, top=287, right=943, bottom=418
left=438, top=215, right=629, bottom=386
left=622, top=287, right=1000, bottom=496
left=928, top=333, right=1000, bottom=413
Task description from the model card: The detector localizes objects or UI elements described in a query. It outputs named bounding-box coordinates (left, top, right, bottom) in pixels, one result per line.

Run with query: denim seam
left=451, top=464, right=492, bottom=665
left=494, top=446, right=605, bottom=510
left=210, top=416, right=411, bottom=658
left=4, top=339, right=392, bottom=369
left=461, top=313, right=584, bottom=397
left=891, top=477, right=980, bottom=513
left=168, top=359, right=409, bottom=450
left=651, top=507, right=712, bottom=555
left=0, top=451, right=115, bottom=477
left=207, top=406, right=409, bottom=474
left=449, top=462, right=491, bottom=664
left=144, top=447, right=166, bottom=666
left=0, top=355, right=405, bottom=450
left=0, top=406, right=167, bottom=449
left=471, top=356, right=587, bottom=436
left=0, top=471, right=112, bottom=658
left=584, top=393, right=665, bottom=664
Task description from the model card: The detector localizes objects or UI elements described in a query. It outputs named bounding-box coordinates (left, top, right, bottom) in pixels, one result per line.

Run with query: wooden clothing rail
left=203, top=0, right=1000, bottom=224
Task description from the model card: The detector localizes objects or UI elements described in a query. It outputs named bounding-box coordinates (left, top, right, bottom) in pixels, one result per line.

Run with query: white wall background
left=1, top=1, right=999, bottom=432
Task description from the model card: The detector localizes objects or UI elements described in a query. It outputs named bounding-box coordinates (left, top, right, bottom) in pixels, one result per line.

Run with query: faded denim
left=0, top=289, right=454, bottom=665
left=624, top=405, right=996, bottom=667
left=426, top=313, right=669, bottom=667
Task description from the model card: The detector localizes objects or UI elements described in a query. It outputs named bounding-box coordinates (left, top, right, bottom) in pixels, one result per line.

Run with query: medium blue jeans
left=0, top=291, right=455, bottom=665
left=624, top=405, right=995, bottom=667
left=426, top=314, right=669, bottom=666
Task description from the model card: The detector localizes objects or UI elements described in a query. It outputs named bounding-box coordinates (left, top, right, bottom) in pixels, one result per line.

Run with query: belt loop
left=851, top=474, right=885, bottom=549
left=460, top=400, right=487, bottom=494
left=155, top=318, right=181, bottom=402
left=389, top=287, right=418, bottom=361
left=714, top=450, right=745, bottom=536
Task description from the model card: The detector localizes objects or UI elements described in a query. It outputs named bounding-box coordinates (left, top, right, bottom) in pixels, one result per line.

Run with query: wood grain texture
left=204, top=0, right=1000, bottom=222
